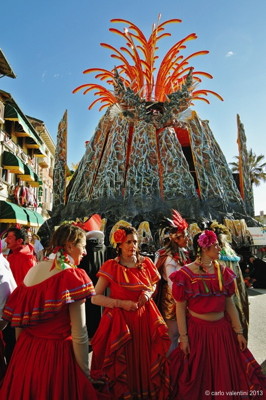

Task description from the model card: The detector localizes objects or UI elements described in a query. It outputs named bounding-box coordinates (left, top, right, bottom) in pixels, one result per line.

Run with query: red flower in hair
left=113, top=229, right=127, bottom=244
left=197, top=230, right=217, bottom=248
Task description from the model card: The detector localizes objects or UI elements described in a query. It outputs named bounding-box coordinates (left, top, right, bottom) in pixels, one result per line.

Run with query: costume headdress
left=160, top=209, right=188, bottom=236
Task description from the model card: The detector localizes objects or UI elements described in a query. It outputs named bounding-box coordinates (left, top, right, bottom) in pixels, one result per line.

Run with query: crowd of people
left=0, top=213, right=265, bottom=399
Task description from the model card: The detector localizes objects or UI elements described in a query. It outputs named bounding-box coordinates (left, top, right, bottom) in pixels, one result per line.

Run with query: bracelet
left=235, top=331, right=243, bottom=335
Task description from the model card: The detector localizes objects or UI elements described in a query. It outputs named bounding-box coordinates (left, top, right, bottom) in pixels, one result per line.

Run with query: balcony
left=38, top=157, right=49, bottom=168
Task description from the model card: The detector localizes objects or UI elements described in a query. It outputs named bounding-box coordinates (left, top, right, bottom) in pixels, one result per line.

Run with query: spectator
left=5, top=227, right=36, bottom=285
left=4, top=227, right=36, bottom=364
left=0, top=245, right=16, bottom=380
left=249, top=256, right=266, bottom=289
left=78, top=230, right=106, bottom=341
left=28, top=232, right=44, bottom=261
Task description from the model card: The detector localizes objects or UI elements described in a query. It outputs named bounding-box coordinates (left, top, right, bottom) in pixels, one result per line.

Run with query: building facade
left=0, top=50, right=55, bottom=233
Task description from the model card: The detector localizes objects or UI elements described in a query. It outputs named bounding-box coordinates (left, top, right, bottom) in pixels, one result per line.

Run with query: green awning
left=4, top=104, right=42, bottom=145
left=23, top=208, right=44, bottom=227
left=32, top=210, right=44, bottom=226
left=0, top=201, right=44, bottom=227
left=0, top=49, right=16, bottom=79
left=2, top=151, right=24, bottom=174
left=18, top=164, right=35, bottom=182
left=24, top=209, right=44, bottom=227
left=0, top=201, right=28, bottom=224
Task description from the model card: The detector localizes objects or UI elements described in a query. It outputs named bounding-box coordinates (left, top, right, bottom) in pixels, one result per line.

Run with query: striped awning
left=2, top=151, right=41, bottom=186
left=17, top=163, right=35, bottom=182
left=0, top=201, right=44, bottom=227
left=23, top=208, right=44, bottom=227
left=4, top=104, right=42, bottom=146
left=2, top=151, right=24, bottom=174
left=0, top=201, right=28, bottom=224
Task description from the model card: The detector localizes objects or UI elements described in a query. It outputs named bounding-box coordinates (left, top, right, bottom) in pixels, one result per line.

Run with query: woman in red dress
left=90, top=225, right=170, bottom=399
left=169, top=230, right=266, bottom=400
left=0, top=223, right=99, bottom=400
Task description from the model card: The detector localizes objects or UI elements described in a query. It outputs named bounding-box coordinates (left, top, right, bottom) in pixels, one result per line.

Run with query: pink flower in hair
left=197, top=230, right=217, bottom=248
left=113, top=229, right=127, bottom=244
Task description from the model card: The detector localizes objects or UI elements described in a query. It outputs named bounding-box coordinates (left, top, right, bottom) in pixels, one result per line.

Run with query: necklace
left=194, top=259, right=215, bottom=293
left=198, top=263, right=214, bottom=274
left=195, top=259, right=223, bottom=293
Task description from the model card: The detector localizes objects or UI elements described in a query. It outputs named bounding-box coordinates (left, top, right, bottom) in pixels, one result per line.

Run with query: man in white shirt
left=0, top=247, right=17, bottom=379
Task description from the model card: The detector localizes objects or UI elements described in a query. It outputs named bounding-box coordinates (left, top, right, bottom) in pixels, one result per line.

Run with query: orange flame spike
left=110, top=19, right=147, bottom=44
left=193, top=71, right=213, bottom=79
left=193, top=90, right=223, bottom=101
left=83, top=68, right=110, bottom=75
left=99, top=104, right=109, bottom=111
left=88, top=98, right=106, bottom=110
left=72, top=84, right=92, bottom=94
left=192, top=96, right=210, bottom=104
left=157, top=19, right=182, bottom=29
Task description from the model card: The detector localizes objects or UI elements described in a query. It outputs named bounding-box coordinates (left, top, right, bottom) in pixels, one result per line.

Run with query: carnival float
left=39, top=16, right=257, bottom=249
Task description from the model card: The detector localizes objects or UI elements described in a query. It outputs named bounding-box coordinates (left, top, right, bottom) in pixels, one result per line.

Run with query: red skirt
left=169, top=316, right=266, bottom=400
left=0, top=330, right=99, bottom=400
left=91, top=300, right=170, bottom=399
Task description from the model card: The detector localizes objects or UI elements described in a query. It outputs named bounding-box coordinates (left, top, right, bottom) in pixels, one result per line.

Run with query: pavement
left=247, top=287, right=266, bottom=374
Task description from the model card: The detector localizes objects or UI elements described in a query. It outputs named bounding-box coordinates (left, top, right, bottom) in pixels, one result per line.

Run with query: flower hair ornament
left=49, top=246, right=76, bottom=271
left=197, top=230, right=217, bottom=248
left=113, top=229, right=127, bottom=245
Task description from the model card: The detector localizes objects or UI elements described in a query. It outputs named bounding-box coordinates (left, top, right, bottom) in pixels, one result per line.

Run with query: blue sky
left=1, top=0, right=265, bottom=215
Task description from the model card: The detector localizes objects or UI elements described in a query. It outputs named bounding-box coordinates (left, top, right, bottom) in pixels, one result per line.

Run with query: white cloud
left=226, top=51, right=234, bottom=57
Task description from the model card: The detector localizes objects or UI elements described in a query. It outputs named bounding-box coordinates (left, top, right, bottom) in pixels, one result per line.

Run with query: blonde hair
left=46, top=223, right=85, bottom=254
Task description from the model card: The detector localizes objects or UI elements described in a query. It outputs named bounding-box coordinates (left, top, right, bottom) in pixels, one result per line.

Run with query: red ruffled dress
left=91, top=257, right=170, bottom=400
left=0, top=268, right=99, bottom=400
left=169, top=266, right=266, bottom=400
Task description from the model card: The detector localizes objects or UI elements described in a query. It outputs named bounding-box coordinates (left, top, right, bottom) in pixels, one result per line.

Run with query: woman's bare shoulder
left=184, top=261, right=199, bottom=274
left=23, top=260, right=63, bottom=286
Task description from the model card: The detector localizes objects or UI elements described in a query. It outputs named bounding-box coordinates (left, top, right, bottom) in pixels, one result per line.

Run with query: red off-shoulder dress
left=169, top=266, right=266, bottom=400
left=91, top=257, right=170, bottom=400
left=0, top=268, right=98, bottom=400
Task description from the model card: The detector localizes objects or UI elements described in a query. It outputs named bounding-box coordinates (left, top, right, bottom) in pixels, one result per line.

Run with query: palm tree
left=230, top=149, right=266, bottom=186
